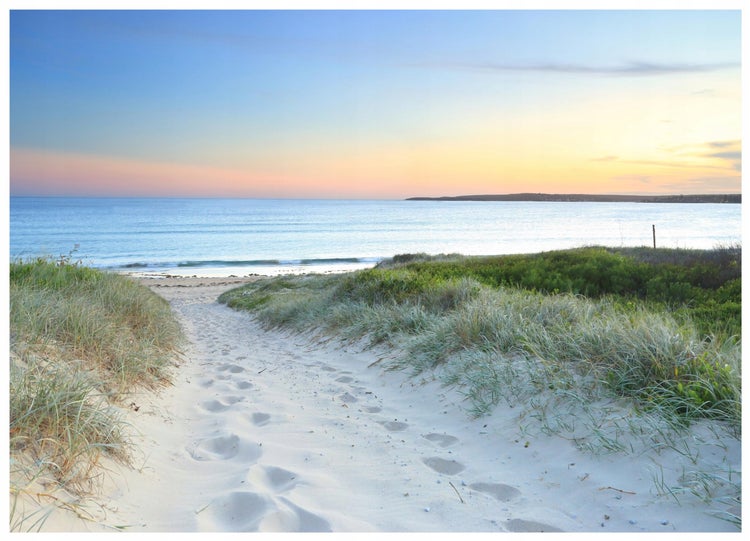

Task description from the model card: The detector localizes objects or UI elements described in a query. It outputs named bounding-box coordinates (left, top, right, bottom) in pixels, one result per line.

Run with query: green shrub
left=380, top=246, right=740, bottom=337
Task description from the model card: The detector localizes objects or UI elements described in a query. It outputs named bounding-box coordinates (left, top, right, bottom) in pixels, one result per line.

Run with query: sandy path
left=68, top=277, right=738, bottom=533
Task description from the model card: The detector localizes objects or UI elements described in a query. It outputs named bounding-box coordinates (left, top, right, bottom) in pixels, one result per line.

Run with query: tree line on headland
left=407, top=193, right=741, bottom=203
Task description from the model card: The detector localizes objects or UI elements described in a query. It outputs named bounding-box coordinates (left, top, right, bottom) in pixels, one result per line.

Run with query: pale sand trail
left=55, top=276, right=738, bottom=533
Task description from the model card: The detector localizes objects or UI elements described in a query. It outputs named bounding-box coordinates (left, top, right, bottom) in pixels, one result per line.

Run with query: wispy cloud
left=703, top=140, right=741, bottom=172
left=439, top=60, right=739, bottom=77
left=596, top=140, right=741, bottom=172
left=708, top=141, right=736, bottom=149
left=709, top=150, right=741, bottom=161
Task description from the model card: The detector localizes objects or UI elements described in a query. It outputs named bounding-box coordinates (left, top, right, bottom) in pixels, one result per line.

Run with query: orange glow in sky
left=9, top=10, right=742, bottom=198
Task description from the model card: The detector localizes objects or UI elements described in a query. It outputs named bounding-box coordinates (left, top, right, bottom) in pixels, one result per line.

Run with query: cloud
left=708, top=141, right=736, bottom=149
left=603, top=140, right=742, bottom=172
left=703, top=141, right=741, bottom=172
left=709, top=151, right=741, bottom=161
left=440, top=60, right=739, bottom=77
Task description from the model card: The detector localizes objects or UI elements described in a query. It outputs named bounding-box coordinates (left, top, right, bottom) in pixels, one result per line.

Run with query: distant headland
left=406, top=193, right=741, bottom=203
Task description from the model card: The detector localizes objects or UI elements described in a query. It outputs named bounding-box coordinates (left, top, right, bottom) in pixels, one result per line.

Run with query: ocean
left=9, top=197, right=742, bottom=277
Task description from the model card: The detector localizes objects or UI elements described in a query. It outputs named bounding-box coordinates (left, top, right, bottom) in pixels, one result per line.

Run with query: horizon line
left=9, top=191, right=742, bottom=200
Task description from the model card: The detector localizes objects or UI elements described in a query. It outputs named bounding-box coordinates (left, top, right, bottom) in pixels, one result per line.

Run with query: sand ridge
left=47, top=275, right=739, bottom=533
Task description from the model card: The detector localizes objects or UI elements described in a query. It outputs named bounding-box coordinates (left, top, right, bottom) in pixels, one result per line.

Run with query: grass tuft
left=9, top=257, right=182, bottom=530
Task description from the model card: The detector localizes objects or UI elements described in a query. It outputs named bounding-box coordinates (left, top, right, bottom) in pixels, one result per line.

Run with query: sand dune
left=41, top=276, right=739, bottom=533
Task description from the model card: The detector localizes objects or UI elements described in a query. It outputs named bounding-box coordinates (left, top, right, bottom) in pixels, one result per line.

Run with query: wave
left=107, top=256, right=383, bottom=271
left=177, top=259, right=284, bottom=268
left=177, top=257, right=381, bottom=268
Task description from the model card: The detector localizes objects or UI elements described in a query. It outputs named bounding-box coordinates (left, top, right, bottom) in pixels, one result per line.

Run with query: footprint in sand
left=189, top=434, right=262, bottom=462
left=251, top=412, right=272, bottom=426
left=264, top=466, right=299, bottom=492
left=422, top=457, right=466, bottom=475
left=362, top=406, right=382, bottom=414
left=469, top=482, right=521, bottom=502
left=277, top=497, right=332, bottom=532
left=245, top=465, right=299, bottom=494
left=201, top=491, right=271, bottom=532
left=204, top=486, right=330, bottom=532
left=505, top=518, right=563, bottom=533
left=200, top=396, right=244, bottom=413
left=422, top=433, right=459, bottom=448
left=201, top=399, right=231, bottom=413
left=235, top=380, right=254, bottom=390
left=217, top=363, right=245, bottom=374
left=335, top=375, right=354, bottom=383
left=339, top=392, right=358, bottom=404
left=381, top=420, right=408, bottom=432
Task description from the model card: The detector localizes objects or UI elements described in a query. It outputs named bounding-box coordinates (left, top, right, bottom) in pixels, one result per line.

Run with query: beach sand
left=32, top=275, right=740, bottom=534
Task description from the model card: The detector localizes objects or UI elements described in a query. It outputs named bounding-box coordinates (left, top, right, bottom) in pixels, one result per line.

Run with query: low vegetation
left=9, top=256, right=182, bottom=531
left=220, top=246, right=741, bottom=514
left=220, top=245, right=740, bottom=427
left=383, top=245, right=741, bottom=338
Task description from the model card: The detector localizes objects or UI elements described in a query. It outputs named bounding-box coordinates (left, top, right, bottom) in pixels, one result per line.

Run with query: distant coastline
left=406, top=193, right=741, bottom=204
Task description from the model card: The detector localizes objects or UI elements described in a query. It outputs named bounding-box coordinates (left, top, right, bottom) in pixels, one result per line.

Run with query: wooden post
left=652, top=224, right=656, bottom=249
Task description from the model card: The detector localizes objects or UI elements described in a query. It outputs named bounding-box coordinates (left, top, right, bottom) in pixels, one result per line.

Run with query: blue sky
left=8, top=7, right=743, bottom=197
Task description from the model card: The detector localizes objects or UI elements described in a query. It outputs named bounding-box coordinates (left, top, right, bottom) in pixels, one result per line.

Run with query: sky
left=7, top=6, right=743, bottom=198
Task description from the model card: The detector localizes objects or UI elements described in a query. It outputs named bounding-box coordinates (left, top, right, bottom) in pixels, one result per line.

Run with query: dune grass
left=220, top=245, right=740, bottom=435
left=219, top=246, right=741, bottom=515
left=9, top=257, right=182, bottom=531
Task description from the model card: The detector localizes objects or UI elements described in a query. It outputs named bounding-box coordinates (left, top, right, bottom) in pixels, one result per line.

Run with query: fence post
left=652, top=224, right=656, bottom=249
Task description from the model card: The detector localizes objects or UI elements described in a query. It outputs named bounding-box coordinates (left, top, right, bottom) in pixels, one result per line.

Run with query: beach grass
left=9, top=257, right=182, bottom=531
left=220, top=245, right=741, bottom=432
left=220, top=246, right=741, bottom=511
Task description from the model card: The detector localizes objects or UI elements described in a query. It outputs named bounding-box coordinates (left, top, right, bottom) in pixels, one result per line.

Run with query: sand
left=30, top=275, right=741, bottom=534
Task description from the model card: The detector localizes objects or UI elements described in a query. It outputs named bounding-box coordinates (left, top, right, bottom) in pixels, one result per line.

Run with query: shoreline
left=120, top=262, right=378, bottom=279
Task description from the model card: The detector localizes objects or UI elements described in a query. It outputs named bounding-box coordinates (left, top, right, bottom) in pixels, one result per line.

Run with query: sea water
left=9, top=197, right=741, bottom=276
